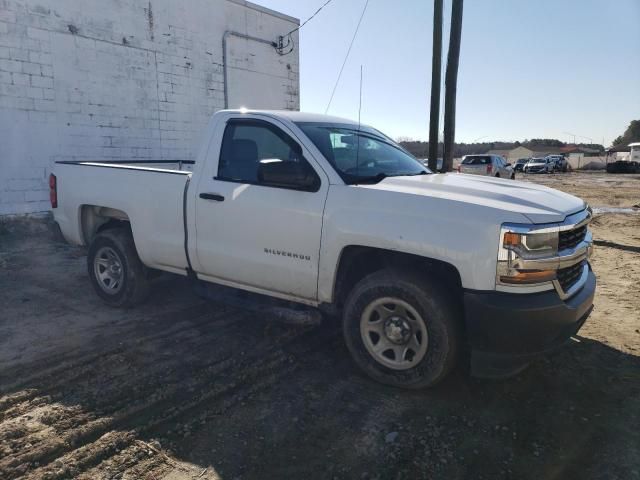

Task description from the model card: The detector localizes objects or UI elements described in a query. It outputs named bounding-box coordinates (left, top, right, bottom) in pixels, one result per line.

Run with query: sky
left=256, top=0, right=640, bottom=146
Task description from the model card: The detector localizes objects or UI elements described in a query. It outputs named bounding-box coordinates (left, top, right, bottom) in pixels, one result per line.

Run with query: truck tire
left=342, top=269, right=460, bottom=389
left=87, top=228, right=150, bottom=308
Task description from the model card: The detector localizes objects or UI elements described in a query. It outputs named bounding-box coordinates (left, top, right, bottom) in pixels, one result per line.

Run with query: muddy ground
left=1, top=172, right=639, bottom=480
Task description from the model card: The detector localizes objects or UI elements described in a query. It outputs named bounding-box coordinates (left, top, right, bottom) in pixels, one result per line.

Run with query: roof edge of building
left=230, top=0, right=300, bottom=25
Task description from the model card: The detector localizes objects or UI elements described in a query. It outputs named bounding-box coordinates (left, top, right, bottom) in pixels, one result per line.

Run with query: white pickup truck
left=51, top=110, right=596, bottom=388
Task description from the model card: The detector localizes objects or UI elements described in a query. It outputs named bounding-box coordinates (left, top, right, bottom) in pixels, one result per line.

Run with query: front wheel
left=87, top=228, right=150, bottom=307
left=342, top=269, right=461, bottom=389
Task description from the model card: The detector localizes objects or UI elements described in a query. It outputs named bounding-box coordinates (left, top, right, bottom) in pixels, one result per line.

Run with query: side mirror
left=506, top=162, right=512, bottom=167
left=257, top=160, right=320, bottom=192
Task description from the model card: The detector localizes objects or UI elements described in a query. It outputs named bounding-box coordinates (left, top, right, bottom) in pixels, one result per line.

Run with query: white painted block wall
left=0, top=0, right=299, bottom=215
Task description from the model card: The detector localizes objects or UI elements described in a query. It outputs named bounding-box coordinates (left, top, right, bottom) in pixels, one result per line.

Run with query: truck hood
left=361, top=173, right=585, bottom=224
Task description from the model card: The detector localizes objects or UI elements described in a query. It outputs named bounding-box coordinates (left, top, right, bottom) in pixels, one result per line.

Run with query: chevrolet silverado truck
left=51, top=110, right=596, bottom=388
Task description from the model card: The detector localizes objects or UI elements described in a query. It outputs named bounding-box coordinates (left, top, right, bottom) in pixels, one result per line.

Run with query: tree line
left=612, top=120, right=640, bottom=146
left=398, top=119, right=639, bottom=159
left=398, top=138, right=605, bottom=159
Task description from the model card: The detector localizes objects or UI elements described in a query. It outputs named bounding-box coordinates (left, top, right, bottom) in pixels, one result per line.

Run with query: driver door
left=193, top=117, right=328, bottom=301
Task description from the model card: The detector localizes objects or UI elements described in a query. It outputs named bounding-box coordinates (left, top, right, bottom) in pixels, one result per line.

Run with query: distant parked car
left=513, top=158, right=529, bottom=172
left=606, top=160, right=639, bottom=174
left=546, top=155, right=568, bottom=172
left=524, top=157, right=554, bottom=174
left=457, top=155, right=515, bottom=179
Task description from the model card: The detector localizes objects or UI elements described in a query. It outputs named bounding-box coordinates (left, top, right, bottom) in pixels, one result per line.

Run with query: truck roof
left=222, top=109, right=362, bottom=127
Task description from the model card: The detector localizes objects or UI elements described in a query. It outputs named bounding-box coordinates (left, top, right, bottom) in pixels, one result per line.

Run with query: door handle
left=199, top=193, right=225, bottom=202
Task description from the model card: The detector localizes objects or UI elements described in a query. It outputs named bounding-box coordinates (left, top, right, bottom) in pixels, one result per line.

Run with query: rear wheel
left=87, top=228, right=150, bottom=307
left=495, top=173, right=500, bottom=178
left=342, top=269, right=460, bottom=389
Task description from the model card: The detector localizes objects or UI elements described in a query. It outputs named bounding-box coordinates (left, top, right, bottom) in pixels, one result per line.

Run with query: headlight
left=497, top=228, right=559, bottom=286
left=503, top=231, right=558, bottom=258
left=496, top=208, right=593, bottom=294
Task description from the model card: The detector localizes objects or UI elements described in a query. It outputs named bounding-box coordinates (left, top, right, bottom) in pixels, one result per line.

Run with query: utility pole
left=442, top=0, right=464, bottom=172
left=428, top=0, right=443, bottom=171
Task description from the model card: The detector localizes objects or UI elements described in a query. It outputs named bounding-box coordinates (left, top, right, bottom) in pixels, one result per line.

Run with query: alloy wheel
left=93, top=246, right=124, bottom=294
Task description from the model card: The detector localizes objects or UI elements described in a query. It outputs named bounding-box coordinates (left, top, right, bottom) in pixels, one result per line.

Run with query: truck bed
left=53, top=160, right=193, bottom=275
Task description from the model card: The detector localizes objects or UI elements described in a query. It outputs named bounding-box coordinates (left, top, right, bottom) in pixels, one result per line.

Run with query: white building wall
left=567, top=153, right=605, bottom=170
left=0, top=0, right=299, bottom=215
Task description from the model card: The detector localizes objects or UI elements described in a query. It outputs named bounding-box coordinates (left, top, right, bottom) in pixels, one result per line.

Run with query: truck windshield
left=296, top=122, right=429, bottom=184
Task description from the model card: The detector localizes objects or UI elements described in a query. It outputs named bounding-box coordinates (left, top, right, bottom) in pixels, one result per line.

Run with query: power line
left=325, top=0, right=370, bottom=114
left=286, top=0, right=336, bottom=36
left=276, top=0, right=336, bottom=55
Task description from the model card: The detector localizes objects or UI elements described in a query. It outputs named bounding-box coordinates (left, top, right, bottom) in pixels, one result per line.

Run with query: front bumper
left=464, top=267, right=596, bottom=377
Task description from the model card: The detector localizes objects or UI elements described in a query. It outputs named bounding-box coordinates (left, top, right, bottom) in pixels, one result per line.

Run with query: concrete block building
left=0, top=0, right=299, bottom=215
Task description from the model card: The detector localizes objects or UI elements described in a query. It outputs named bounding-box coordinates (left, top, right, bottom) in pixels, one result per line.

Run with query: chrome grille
left=557, top=261, right=585, bottom=292
left=559, top=225, right=587, bottom=251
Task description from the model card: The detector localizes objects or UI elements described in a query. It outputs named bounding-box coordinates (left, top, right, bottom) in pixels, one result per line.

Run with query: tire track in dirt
left=0, top=318, right=334, bottom=479
left=19, top=352, right=297, bottom=480
left=0, top=315, right=233, bottom=438
left=20, top=431, right=137, bottom=480
left=72, top=441, right=176, bottom=480
left=3, top=308, right=302, bottom=420
left=2, top=310, right=228, bottom=395
left=0, top=302, right=214, bottom=393
left=4, top=351, right=294, bottom=479
left=0, top=316, right=248, bottom=471
left=0, top=303, right=234, bottom=406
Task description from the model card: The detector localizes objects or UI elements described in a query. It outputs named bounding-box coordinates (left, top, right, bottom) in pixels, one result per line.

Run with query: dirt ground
left=1, top=172, right=639, bottom=480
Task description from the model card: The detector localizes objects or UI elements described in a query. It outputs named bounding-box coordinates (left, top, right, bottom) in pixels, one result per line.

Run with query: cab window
left=218, top=119, right=320, bottom=191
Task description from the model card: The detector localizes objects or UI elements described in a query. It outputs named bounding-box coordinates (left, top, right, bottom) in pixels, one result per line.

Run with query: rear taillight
left=487, top=164, right=493, bottom=174
left=49, top=173, right=57, bottom=208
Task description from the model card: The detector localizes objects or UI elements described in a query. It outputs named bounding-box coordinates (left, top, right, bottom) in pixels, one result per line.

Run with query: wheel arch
left=80, top=205, right=131, bottom=245
left=331, top=246, right=463, bottom=310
